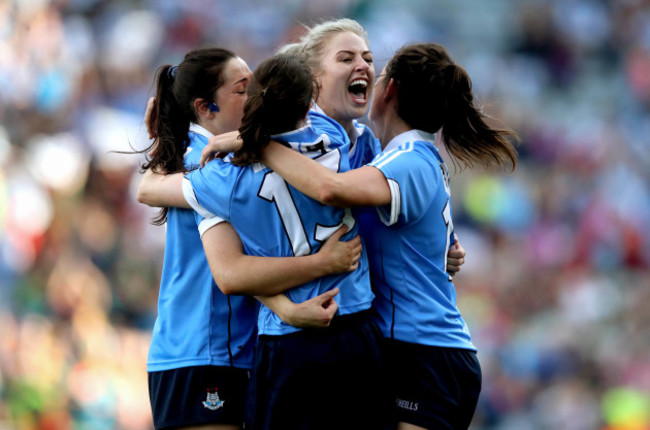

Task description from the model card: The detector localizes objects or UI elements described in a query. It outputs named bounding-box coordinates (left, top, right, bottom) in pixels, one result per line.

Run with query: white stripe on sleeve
left=182, top=177, right=226, bottom=237
left=376, top=178, right=401, bottom=226
left=198, top=217, right=226, bottom=237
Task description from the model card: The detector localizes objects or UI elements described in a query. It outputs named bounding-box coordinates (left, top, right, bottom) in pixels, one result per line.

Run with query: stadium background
left=1, top=0, right=649, bottom=428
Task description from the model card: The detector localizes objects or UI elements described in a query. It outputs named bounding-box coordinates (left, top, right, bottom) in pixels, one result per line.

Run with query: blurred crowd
left=0, top=0, right=649, bottom=428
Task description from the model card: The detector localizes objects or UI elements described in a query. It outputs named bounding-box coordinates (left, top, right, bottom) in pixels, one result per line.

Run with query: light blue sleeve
left=183, top=160, right=236, bottom=236
left=370, top=144, right=438, bottom=225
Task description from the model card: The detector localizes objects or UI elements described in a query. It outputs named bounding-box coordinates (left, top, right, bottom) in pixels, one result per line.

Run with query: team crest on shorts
left=202, top=388, right=224, bottom=411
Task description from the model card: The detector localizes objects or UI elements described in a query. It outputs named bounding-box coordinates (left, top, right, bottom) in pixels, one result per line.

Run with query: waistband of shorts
left=260, top=308, right=376, bottom=339
left=327, top=308, right=375, bottom=330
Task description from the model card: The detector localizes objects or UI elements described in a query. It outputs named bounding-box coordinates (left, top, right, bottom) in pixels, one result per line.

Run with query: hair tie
left=167, top=65, right=178, bottom=79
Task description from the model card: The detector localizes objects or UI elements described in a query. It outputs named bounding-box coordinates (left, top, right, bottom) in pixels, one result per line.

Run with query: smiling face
left=313, top=31, right=375, bottom=131
left=207, top=56, right=252, bottom=134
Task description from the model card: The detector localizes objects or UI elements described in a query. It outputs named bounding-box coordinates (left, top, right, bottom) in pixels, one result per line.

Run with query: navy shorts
left=148, top=365, right=249, bottom=429
left=383, top=339, right=482, bottom=430
left=246, top=310, right=392, bottom=430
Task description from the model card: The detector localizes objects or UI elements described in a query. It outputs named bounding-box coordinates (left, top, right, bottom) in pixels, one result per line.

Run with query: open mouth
left=348, top=79, right=368, bottom=103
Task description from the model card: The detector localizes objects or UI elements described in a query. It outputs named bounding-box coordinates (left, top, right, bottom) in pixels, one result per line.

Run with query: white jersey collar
left=189, top=123, right=215, bottom=139
left=383, top=129, right=437, bottom=152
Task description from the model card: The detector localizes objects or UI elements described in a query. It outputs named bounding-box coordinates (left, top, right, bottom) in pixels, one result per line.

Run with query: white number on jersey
left=442, top=199, right=454, bottom=280
left=258, top=149, right=355, bottom=256
left=258, top=171, right=312, bottom=256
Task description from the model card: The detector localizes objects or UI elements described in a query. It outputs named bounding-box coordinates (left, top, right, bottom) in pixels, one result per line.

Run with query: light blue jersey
left=359, top=129, right=476, bottom=351
left=348, top=120, right=381, bottom=169
left=310, top=103, right=380, bottom=170
left=147, top=124, right=258, bottom=372
left=183, top=111, right=374, bottom=336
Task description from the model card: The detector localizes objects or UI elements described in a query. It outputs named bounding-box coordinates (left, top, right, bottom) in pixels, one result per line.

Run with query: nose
left=354, top=57, right=369, bottom=72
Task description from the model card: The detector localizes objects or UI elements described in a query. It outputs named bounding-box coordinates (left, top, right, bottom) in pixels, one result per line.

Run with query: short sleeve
left=183, top=160, right=237, bottom=236
left=369, top=144, right=438, bottom=226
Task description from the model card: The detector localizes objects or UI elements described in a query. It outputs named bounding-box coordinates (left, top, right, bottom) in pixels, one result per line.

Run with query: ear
left=313, top=72, right=323, bottom=91
left=383, top=78, right=397, bottom=103
left=194, top=98, right=211, bottom=118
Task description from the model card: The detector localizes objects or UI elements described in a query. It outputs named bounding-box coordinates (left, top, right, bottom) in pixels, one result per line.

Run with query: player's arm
left=257, top=289, right=339, bottom=328
left=199, top=132, right=389, bottom=209
left=201, top=222, right=361, bottom=296
left=136, top=169, right=190, bottom=208
left=261, top=141, right=391, bottom=208
left=263, top=142, right=467, bottom=275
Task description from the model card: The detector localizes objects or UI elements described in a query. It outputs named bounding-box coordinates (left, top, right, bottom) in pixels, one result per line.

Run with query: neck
left=378, top=114, right=410, bottom=150
left=340, top=120, right=356, bottom=142
left=197, top=117, right=221, bottom=136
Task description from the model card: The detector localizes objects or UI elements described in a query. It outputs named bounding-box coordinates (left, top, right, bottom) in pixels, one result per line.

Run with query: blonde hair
left=284, top=18, right=369, bottom=73
left=276, top=42, right=302, bottom=57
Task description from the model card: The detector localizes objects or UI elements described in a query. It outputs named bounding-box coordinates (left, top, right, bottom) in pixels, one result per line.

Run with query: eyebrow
left=231, top=77, right=249, bottom=86
left=337, top=50, right=372, bottom=56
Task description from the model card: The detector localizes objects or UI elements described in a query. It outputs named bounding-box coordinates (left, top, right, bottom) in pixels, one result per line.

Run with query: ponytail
left=234, top=89, right=268, bottom=165
left=385, top=43, right=518, bottom=172
left=141, top=48, right=236, bottom=224
left=441, top=62, right=517, bottom=171
left=146, top=64, right=190, bottom=174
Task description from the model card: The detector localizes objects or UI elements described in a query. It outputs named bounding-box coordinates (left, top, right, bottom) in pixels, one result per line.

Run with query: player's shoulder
left=381, top=130, right=438, bottom=157
left=371, top=141, right=440, bottom=176
left=307, top=110, right=349, bottom=144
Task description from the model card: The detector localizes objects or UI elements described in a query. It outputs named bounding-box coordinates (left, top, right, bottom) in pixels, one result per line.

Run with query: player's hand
left=282, top=288, right=340, bottom=328
left=200, top=131, right=243, bottom=166
left=447, top=234, right=466, bottom=276
left=318, top=225, right=362, bottom=275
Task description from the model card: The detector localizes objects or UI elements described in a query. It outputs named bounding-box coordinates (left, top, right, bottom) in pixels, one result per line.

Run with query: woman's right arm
left=200, top=136, right=391, bottom=208
left=262, top=141, right=391, bottom=208
left=263, top=142, right=469, bottom=276
left=136, top=169, right=190, bottom=208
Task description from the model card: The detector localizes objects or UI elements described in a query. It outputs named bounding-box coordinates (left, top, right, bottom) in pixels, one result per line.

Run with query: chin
left=350, top=105, right=368, bottom=119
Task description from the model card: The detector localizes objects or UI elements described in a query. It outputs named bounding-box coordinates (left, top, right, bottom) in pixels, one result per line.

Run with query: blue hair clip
left=208, top=102, right=220, bottom=112
left=167, top=65, right=178, bottom=79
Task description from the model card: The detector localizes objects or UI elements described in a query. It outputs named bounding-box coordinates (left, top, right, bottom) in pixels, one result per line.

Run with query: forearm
left=214, top=253, right=334, bottom=296
left=202, top=222, right=339, bottom=296
left=262, top=141, right=341, bottom=204
left=137, top=169, right=190, bottom=208
left=256, top=294, right=294, bottom=321
left=262, top=141, right=390, bottom=207
left=256, top=288, right=339, bottom=329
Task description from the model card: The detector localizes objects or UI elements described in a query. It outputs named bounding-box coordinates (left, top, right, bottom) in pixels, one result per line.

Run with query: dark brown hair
left=143, top=47, right=236, bottom=224
left=384, top=43, right=518, bottom=171
left=231, top=54, right=315, bottom=165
